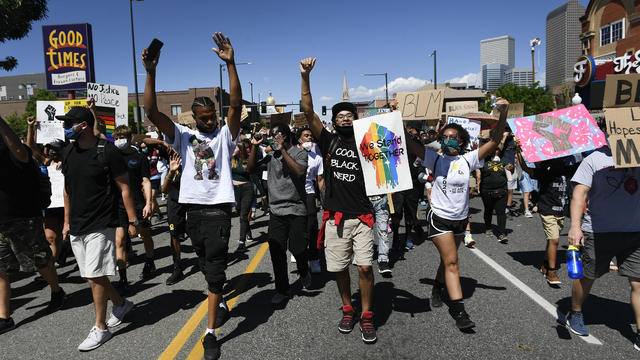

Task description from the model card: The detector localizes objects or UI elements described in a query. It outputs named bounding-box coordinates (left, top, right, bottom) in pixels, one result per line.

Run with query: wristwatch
left=129, top=219, right=140, bottom=227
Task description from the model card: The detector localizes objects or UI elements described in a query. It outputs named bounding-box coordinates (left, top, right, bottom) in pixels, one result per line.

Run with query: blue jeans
left=370, top=196, right=390, bottom=262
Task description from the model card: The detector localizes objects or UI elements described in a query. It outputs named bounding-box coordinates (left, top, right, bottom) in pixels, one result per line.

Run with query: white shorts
left=70, top=228, right=117, bottom=278
left=507, top=179, right=517, bottom=190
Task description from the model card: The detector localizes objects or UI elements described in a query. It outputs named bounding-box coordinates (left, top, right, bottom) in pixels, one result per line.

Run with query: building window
left=601, top=19, right=624, bottom=46
left=171, top=105, right=182, bottom=116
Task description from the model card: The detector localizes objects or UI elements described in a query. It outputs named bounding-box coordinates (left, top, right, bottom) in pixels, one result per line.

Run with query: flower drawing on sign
left=359, top=122, right=404, bottom=189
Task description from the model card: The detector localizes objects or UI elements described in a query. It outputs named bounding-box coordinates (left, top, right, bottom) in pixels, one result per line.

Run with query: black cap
left=55, top=106, right=94, bottom=126
left=331, top=102, right=358, bottom=123
left=45, top=139, right=66, bottom=151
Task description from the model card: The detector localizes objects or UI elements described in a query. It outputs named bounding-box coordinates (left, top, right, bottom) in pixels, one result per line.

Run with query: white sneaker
left=524, top=210, right=533, bottom=218
left=301, top=272, right=312, bottom=290
left=309, top=260, right=322, bottom=274
left=464, top=233, right=475, bottom=248
left=271, top=292, right=289, bottom=304
left=78, top=326, right=112, bottom=351
left=290, top=254, right=297, bottom=263
left=106, top=299, right=134, bottom=327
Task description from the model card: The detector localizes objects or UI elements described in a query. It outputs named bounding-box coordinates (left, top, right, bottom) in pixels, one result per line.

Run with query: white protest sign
left=353, top=111, right=413, bottom=195
left=86, top=82, right=128, bottom=127
left=48, top=165, right=65, bottom=208
left=447, top=116, right=481, bottom=148
left=36, top=100, right=65, bottom=144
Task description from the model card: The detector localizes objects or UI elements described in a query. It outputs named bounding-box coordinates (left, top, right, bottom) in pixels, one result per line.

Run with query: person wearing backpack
left=58, top=107, right=140, bottom=351
left=0, top=115, right=66, bottom=335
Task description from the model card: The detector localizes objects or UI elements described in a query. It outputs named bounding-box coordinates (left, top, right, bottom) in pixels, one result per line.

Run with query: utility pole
left=530, top=38, right=541, bottom=85
left=430, top=50, right=437, bottom=89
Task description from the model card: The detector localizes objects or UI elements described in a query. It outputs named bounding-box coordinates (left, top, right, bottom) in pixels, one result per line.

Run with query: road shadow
left=556, top=295, right=636, bottom=343
left=7, top=296, right=36, bottom=313
left=374, top=281, right=430, bottom=328
left=218, top=289, right=279, bottom=345
left=115, top=289, right=207, bottom=336
left=507, top=250, right=567, bottom=269
left=419, top=276, right=507, bottom=301
left=223, top=272, right=272, bottom=301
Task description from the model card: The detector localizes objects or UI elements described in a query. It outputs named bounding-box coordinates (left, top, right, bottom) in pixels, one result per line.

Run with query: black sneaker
left=453, top=309, right=475, bottom=330
left=235, top=242, right=246, bottom=253
left=140, top=260, right=156, bottom=280
left=431, top=283, right=444, bottom=308
left=378, top=261, right=392, bottom=277
left=213, top=301, right=231, bottom=329
left=338, top=305, right=357, bottom=334
left=202, top=332, right=221, bottom=360
left=46, top=288, right=66, bottom=313
left=634, top=331, right=640, bottom=351
left=165, top=265, right=183, bottom=286
left=359, top=311, right=377, bottom=344
left=0, top=317, right=15, bottom=335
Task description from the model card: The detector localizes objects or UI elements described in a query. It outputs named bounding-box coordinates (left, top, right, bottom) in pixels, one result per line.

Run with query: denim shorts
left=518, top=171, right=538, bottom=193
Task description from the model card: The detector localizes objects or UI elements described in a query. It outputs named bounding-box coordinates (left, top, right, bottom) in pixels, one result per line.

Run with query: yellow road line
left=185, top=242, right=270, bottom=360
left=157, top=242, right=269, bottom=360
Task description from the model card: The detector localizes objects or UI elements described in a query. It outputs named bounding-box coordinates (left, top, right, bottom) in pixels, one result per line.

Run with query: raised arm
left=300, top=58, right=324, bottom=139
left=87, top=97, right=108, bottom=140
left=478, top=98, right=509, bottom=160
left=142, top=47, right=175, bottom=140
left=26, top=117, right=47, bottom=164
left=0, top=115, right=29, bottom=163
left=247, top=128, right=266, bottom=173
left=212, top=33, right=242, bottom=140
left=405, top=127, right=426, bottom=160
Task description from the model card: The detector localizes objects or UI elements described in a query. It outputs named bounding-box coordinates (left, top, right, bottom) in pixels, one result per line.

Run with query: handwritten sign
left=86, top=82, right=128, bottom=127
left=42, top=23, right=95, bottom=91
left=446, top=101, right=478, bottom=115
left=507, top=103, right=524, bottom=119
left=508, top=104, right=607, bottom=163
left=447, top=116, right=481, bottom=148
left=396, top=89, right=444, bottom=122
left=294, top=113, right=308, bottom=127
left=270, top=112, right=291, bottom=128
left=603, top=74, right=640, bottom=108
left=603, top=107, right=640, bottom=168
left=36, top=101, right=65, bottom=144
left=353, top=111, right=412, bottom=195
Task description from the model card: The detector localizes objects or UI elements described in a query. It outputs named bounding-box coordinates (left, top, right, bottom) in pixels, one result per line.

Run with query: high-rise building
left=480, top=35, right=515, bottom=90
left=482, top=63, right=509, bottom=92
left=546, top=0, right=585, bottom=89
left=504, top=68, right=534, bottom=87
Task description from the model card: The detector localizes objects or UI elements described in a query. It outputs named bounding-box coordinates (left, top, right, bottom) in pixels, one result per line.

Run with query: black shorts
left=168, top=196, right=186, bottom=238
left=391, top=188, right=419, bottom=223
left=583, top=231, right=640, bottom=279
left=44, top=207, right=64, bottom=219
left=150, top=178, right=161, bottom=190
left=427, top=210, right=468, bottom=238
left=118, top=206, right=150, bottom=228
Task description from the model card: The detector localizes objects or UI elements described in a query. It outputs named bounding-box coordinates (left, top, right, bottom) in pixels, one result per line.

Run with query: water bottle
left=566, top=245, right=584, bottom=279
left=39, top=165, right=49, bottom=177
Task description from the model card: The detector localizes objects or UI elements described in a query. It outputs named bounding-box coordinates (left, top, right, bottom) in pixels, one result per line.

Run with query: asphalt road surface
left=1, top=194, right=637, bottom=359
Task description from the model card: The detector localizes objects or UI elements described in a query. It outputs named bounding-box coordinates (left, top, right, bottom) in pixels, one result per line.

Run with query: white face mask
left=115, top=139, right=129, bottom=150
left=301, top=142, right=313, bottom=151
left=492, top=156, right=501, bottom=162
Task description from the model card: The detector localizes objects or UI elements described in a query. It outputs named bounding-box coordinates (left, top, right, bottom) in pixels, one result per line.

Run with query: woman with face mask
left=405, top=98, right=510, bottom=331
left=477, top=147, right=512, bottom=243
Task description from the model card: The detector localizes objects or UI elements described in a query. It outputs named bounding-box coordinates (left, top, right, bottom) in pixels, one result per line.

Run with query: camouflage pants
left=0, top=217, right=52, bottom=273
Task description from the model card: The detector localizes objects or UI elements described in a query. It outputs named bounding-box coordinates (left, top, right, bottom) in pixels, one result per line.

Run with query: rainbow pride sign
left=354, top=111, right=413, bottom=195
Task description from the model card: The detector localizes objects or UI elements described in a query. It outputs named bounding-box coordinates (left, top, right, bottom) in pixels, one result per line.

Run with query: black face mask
left=196, top=121, right=217, bottom=134
left=334, top=125, right=354, bottom=138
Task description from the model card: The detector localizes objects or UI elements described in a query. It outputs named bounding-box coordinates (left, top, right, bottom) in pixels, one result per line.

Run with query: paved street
left=1, top=194, right=637, bottom=360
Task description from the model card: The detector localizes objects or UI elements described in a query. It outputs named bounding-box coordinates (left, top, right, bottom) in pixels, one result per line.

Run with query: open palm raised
left=212, top=32, right=234, bottom=63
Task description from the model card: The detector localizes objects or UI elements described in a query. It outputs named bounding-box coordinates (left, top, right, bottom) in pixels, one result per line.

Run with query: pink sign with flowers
left=507, top=104, right=607, bottom=163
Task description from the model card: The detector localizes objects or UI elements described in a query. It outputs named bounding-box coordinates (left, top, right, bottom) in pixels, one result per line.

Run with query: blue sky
left=4, top=0, right=588, bottom=114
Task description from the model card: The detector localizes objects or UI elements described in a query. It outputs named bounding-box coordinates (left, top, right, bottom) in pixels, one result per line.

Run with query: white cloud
left=446, top=72, right=482, bottom=88
left=349, top=77, right=430, bottom=99
left=535, top=72, right=546, bottom=87
left=320, top=96, right=335, bottom=101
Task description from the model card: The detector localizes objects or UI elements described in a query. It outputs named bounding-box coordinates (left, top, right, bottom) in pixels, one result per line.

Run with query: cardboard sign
left=240, top=105, right=249, bottom=121
left=507, top=103, right=524, bottom=119
left=269, top=112, right=291, bottom=128
left=447, top=116, right=481, bottom=148
left=86, top=82, right=128, bottom=127
left=294, top=113, right=308, bottom=127
left=603, top=74, right=640, bottom=108
left=42, top=23, right=95, bottom=91
left=36, top=101, right=65, bottom=144
left=508, top=104, right=607, bottom=163
left=603, top=107, right=640, bottom=168
left=445, top=101, right=478, bottom=115
left=353, top=111, right=413, bottom=195
left=93, top=106, right=116, bottom=140
left=396, top=89, right=444, bottom=122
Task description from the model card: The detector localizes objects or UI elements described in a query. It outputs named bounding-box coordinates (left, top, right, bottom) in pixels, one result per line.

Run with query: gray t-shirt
left=571, top=147, right=640, bottom=233
left=266, top=146, right=308, bottom=216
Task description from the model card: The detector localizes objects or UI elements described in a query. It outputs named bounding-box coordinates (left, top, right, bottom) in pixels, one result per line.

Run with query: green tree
left=479, top=82, right=555, bottom=116
left=127, top=102, right=138, bottom=134
left=5, top=111, right=26, bottom=139
left=4, top=88, right=57, bottom=138
left=0, top=0, right=49, bottom=71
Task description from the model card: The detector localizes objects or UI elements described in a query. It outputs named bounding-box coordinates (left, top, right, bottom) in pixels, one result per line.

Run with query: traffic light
left=322, top=106, right=327, bottom=116
left=261, top=101, right=266, bottom=114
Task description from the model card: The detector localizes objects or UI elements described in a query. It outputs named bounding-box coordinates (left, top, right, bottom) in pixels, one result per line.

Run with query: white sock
left=206, top=328, right=215, bottom=335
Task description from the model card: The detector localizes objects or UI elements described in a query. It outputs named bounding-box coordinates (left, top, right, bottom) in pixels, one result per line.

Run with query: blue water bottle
left=39, top=165, right=48, bottom=177
left=566, top=245, right=584, bottom=279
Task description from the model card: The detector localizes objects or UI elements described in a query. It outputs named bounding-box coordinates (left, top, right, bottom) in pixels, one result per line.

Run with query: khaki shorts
left=70, top=228, right=116, bottom=278
left=540, top=214, right=565, bottom=240
left=324, top=218, right=374, bottom=272
left=468, top=176, right=477, bottom=188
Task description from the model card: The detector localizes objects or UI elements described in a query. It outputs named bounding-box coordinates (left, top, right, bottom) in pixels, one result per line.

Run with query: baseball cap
left=55, top=106, right=94, bottom=127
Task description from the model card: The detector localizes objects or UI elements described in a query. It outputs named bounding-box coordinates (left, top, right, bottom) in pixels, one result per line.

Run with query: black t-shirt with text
left=119, top=149, right=150, bottom=209
left=0, top=142, right=41, bottom=222
left=318, top=129, right=372, bottom=215
left=531, top=161, right=577, bottom=216
left=63, top=141, right=127, bottom=235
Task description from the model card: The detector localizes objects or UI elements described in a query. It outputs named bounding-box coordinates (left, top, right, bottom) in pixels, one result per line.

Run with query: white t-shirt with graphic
left=167, top=123, right=239, bottom=205
left=305, top=149, right=324, bottom=194
left=422, top=149, right=483, bottom=220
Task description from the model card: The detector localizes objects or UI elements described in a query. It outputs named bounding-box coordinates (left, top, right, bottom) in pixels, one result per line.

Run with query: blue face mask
left=440, top=138, right=460, bottom=154
left=64, top=126, right=81, bottom=140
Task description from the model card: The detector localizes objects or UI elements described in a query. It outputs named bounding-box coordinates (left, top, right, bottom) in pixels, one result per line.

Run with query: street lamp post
left=218, top=62, right=252, bottom=126
left=530, top=38, right=541, bottom=85
left=429, top=50, right=437, bottom=89
left=248, top=81, right=254, bottom=103
left=362, top=73, right=389, bottom=107
left=129, top=0, right=143, bottom=133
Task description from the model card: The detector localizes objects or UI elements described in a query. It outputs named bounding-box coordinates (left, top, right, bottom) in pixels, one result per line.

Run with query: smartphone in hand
left=147, top=38, right=164, bottom=60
